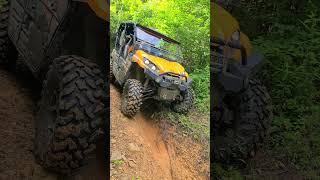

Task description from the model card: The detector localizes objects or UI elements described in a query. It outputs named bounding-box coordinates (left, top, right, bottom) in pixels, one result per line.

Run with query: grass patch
left=111, top=159, right=124, bottom=167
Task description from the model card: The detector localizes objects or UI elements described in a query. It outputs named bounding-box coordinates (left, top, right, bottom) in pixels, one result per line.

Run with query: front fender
left=74, top=0, right=109, bottom=21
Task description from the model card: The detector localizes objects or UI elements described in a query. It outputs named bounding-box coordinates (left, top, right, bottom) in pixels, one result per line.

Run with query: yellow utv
left=211, top=2, right=273, bottom=163
left=0, top=0, right=108, bottom=174
left=111, top=23, right=194, bottom=117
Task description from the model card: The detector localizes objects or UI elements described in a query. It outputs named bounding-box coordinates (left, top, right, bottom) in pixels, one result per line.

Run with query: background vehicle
left=211, top=2, right=273, bottom=163
left=111, top=22, right=194, bottom=117
left=0, top=0, right=108, bottom=174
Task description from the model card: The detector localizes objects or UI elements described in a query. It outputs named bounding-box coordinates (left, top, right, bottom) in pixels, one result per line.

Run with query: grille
left=163, top=75, right=181, bottom=85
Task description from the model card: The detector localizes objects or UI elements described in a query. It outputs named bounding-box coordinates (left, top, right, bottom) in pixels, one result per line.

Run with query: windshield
left=136, top=27, right=182, bottom=61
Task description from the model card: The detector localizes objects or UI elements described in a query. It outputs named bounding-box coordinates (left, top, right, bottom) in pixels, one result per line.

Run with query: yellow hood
left=133, top=50, right=188, bottom=77
left=211, top=3, right=239, bottom=40
left=211, top=2, right=252, bottom=60
left=88, top=0, right=109, bottom=21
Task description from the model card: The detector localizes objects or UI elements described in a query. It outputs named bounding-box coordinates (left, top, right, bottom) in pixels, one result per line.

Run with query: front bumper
left=211, top=37, right=264, bottom=93
left=213, top=52, right=264, bottom=93
left=144, top=68, right=192, bottom=91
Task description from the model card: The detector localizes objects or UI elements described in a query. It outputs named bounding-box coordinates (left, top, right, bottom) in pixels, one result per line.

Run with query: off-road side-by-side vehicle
left=211, top=2, right=273, bottom=163
left=110, top=23, right=194, bottom=117
left=0, top=0, right=108, bottom=174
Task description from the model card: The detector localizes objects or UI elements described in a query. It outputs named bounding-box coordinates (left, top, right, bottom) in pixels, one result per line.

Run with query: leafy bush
left=110, top=0, right=210, bottom=71
left=252, top=3, right=320, bottom=176
left=215, top=1, right=320, bottom=178
left=190, top=66, right=210, bottom=112
left=110, top=0, right=210, bottom=144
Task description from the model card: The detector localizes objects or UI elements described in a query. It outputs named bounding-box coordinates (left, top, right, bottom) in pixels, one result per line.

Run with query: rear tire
left=213, top=79, right=272, bottom=163
left=35, top=55, right=105, bottom=174
left=0, top=0, right=16, bottom=65
left=14, top=55, right=29, bottom=75
left=120, top=79, right=143, bottom=117
left=172, top=87, right=194, bottom=114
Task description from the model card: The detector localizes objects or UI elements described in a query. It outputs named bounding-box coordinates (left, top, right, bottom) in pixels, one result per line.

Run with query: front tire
left=213, top=79, right=272, bottom=163
left=14, top=55, right=29, bottom=75
left=0, top=0, right=16, bottom=65
left=110, top=59, right=115, bottom=83
left=172, top=87, right=194, bottom=114
left=34, top=55, right=105, bottom=174
left=120, top=79, right=143, bottom=117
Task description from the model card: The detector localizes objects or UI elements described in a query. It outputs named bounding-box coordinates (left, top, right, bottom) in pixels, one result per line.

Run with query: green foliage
left=269, top=106, right=320, bottom=174
left=231, top=0, right=320, bottom=37
left=216, top=1, right=320, bottom=177
left=110, top=0, right=210, bottom=132
left=252, top=1, right=320, bottom=176
left=190, top=66, right=210, bottom=111
left=212, top=164, right=244, bottom=180
left=110, top=0, right=210, bottom=70
left=111, top=159, right=124, bottom=166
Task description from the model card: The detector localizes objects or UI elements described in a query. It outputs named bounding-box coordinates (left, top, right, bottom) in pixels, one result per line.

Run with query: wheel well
left=41, top=2, right=108, bottom=80
left=127, top=63, right=145, bottom=82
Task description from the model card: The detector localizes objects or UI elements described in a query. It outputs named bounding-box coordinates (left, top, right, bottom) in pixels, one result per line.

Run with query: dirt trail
left=0, top=68, right=57, bottom=180
left=110, top=85, right=209, bottom=180
left=0, top=68, right=106, bottom=180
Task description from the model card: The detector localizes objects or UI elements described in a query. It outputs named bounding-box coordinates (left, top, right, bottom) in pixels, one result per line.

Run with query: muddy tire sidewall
left=35, top=55, right=105, bottom=174
left=110, top=57, right=115, bottom=83
left=120, top=79, right=143, bottom=117
left=14, top=55, right=29, bottom=75
left=213, top=79, right=272, bottom=163
left=0, top=0, right=17, bottom=65
left=172, top=87, right=194, bottom=114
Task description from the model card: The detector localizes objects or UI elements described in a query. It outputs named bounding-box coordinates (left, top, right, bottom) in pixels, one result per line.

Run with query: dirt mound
left=110, top=85, right=209, bottom=179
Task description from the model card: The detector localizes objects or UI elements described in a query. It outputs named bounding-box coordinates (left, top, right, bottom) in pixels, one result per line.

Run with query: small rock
left=111, top=151, right=122, bottom=161
left=122, top=155, right=127, bottom=161
left=120, top=176, right=130, bottom=180
left=128, top=161, right=136, bottom=168
left=111, top=139, right=116, bottom=144
left=128, top=143, right=140, bottom=152
left=129, top=159, right=136, bottom=163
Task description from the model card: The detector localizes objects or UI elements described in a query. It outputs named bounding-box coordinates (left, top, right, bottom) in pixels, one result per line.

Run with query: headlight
left=151, top=65, right=156, bottom=71
left=143, top=57, right=159, bottom=73
left=231, top=30, right=240, bottom=42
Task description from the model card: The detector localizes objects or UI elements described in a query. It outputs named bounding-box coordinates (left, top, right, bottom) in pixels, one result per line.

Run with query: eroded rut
left=110, top=85, right=209, bottom=180
left=0, top=67, right=208, bottom=179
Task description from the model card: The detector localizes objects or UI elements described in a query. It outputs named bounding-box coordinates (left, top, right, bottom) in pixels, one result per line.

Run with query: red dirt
left=110, top=85, right=209, bottom=180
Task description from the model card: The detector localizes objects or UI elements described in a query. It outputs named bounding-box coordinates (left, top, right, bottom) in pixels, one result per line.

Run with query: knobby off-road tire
left=213, top=79, right=272, bottom=163
left=0, top=0, right=16, bottom=64
left=15, top=55, right=29, bottom=75
left=35, top=55, right=105, bottom=174
left=110, top=59, right=115, bottom=83
left=121, top=79, right=143, bottom=117
left=172, top=87, right=194, bottom=114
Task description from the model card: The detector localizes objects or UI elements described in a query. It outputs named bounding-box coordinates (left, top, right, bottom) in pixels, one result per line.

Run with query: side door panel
left=112, top=49, right=132, bottom=85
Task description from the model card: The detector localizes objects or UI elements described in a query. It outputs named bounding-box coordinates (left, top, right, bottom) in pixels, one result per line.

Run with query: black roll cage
left=115, top=22, right=182, bottom=60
